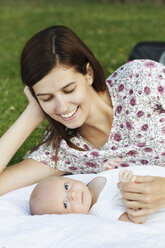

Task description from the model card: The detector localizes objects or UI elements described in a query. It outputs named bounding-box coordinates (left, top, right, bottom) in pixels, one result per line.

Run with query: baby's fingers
left=119, top=170, right=136, bottom=183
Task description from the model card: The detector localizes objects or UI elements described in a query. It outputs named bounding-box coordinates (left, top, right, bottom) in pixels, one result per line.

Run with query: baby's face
left=50, top=177, right=92, bottom=215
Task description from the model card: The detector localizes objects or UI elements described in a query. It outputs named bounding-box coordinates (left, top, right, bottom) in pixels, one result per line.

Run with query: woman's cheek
left=73, top=93, right=87, bottom=105
left=40, top=103, right=55, bottom=115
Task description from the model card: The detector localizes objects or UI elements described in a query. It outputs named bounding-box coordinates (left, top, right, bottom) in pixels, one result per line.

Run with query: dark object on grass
left=128, top=41, right=165, bottom=65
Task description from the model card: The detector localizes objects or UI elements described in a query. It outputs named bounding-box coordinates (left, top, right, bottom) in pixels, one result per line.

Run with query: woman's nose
left=55, top=95, right=68, bottom=114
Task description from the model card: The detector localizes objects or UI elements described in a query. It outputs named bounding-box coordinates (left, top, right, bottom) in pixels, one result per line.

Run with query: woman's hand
left=24, top=86, right=45, bottom=123
left=0, top=87, right=46, bottom=172
left=118, top=175, right=165, bottom=221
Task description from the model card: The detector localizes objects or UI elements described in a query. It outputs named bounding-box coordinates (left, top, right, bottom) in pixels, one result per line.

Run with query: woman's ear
left=86, top=63, right=94, bottom=85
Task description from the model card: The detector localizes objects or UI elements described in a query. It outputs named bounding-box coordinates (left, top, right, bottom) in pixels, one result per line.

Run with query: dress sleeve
left=107, top=59, right=165, bottom=110
left=25, top=143, right=56, bottom=168
left=132, top=59, right=165, bottom=110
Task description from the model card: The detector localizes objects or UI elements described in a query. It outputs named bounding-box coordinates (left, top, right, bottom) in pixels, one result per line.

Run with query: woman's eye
left=64, top=200, right=68, bottom=209
left=64, top=183, right=69, bottom=191
left=64, top=88, right=74, bottom=94
left=42, top=97, right=52, bottom=102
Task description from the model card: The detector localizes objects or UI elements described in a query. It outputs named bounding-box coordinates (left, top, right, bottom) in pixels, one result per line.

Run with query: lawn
left=0, top=0, right=165, bottom=164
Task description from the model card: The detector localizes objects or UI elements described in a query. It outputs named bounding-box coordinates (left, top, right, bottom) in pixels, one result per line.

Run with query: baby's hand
left=119, top=169, right=136, bottom=183
left=103, top=158, right=121, bottom=170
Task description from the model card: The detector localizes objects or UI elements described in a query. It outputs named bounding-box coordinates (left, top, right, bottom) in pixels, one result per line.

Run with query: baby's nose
left=71, top=191, right=78, bottom=201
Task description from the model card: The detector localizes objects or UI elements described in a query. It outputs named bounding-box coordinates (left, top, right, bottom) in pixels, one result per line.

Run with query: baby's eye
left=64, top=183, right=69, bottom=191
left=64, top=200, right=68, bottom=209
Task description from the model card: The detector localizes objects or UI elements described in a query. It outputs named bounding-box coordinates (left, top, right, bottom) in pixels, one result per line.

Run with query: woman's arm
left=0, top=105, right=44, bottom=173
left=0, top=86, right=45, bottom=172
left=0, top=87, right=66, bottom=196
left=0, top=158, right=65, bottom=196
left=118, top=175, right=165, bottom=220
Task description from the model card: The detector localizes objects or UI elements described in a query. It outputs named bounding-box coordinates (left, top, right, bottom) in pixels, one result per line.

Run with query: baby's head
left=30, top=176, right=92, bottom=215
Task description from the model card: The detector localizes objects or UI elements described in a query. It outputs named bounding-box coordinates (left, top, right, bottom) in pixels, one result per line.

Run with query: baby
left=30, top=169, right=137, bottom=223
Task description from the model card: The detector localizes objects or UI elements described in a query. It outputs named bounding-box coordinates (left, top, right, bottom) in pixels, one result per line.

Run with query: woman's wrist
left=25, top=103, right=46, bottom=127
left=0, top=105, right=45, bottom=172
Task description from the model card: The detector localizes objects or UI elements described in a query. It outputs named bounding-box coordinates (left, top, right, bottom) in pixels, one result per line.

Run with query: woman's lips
left=60, top=106, right=79, bottom=121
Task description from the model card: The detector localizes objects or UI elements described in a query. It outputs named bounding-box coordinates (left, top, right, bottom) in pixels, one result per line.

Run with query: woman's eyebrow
left=62, top=82, right=75, bottom=89
left=36, top=93, right=50, bottom=96
left=36, top=82, right=76, bottom=96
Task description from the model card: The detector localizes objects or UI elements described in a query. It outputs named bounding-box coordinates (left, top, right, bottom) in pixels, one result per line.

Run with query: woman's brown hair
left=21, top=25, right=106, bottom=160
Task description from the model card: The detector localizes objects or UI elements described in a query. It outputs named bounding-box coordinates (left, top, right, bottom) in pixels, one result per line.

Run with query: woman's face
left=32, top=65, right=94, bottom=129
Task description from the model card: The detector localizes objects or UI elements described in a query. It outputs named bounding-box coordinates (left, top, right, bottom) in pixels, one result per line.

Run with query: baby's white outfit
left=88, top=169, right=125, bottom=221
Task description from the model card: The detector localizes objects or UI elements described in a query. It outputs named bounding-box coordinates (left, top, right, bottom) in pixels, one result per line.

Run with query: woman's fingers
left=23, top=86, right=45, bottom=122
left=122, top=192, right=152, bottom=203
left=127, top=213, right=147, bottom=224
left=118, top=176, right=165, bottom=196
left=118, top=181, right=148, bottom=193
left=118, top=176, right=156, bottom=193
left=126, top=207, right=154, bottom=217
left=123, top=199, right=154, bottom=210
left=118, top=175, right=156, bottom=190
left=24, top=86, right=34, bottom=101
left=134, top=175, right=155, bottom=183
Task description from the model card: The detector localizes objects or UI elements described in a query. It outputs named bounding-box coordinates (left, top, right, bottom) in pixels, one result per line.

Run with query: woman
left=0, top=25, right=164, bottom=223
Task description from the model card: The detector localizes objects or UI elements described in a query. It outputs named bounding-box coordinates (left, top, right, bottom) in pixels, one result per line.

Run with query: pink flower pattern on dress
left=137, top=110, right=144, bottom=117
left=130, top=97, right=136, bottom=106
left=141, top=124, right=149, bottom=131
left=144, top=86, right=151, bottom=95
left=118, top=84, right=124, bottom=92
left=90, top=151, right=99, bottom=157
left=126, top=120, right=133, bottom=131
left=27, top=60, right=165, bottom=174
left=145, top=61, right=156, bottom=68
left=113, top=132, right=122, bottom=142
left=157, top=85, right=164, bottom=94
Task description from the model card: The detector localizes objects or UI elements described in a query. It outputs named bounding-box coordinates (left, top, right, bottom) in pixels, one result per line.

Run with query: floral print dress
left=27, top=60, right=165, bottom=174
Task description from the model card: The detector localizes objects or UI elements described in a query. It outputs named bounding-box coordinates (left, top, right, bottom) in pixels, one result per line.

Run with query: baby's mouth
left=81, top=192, right=84, bottom=204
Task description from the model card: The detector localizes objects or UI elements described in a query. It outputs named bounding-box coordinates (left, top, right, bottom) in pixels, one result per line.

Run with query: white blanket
left=0, top=166, right=165, bottom=248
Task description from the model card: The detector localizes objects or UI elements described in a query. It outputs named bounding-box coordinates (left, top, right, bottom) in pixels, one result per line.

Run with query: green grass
left=0, top=0, right=165, bottom=164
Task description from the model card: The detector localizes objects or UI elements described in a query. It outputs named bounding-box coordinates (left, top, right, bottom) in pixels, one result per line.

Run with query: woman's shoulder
left=107, top=59, right=165, bottom=81
left=106, top=59, right=165, bottom=92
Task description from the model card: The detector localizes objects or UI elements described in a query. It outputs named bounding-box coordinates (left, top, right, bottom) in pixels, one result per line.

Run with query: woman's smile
left=59, top=106, right=79, bottom=121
